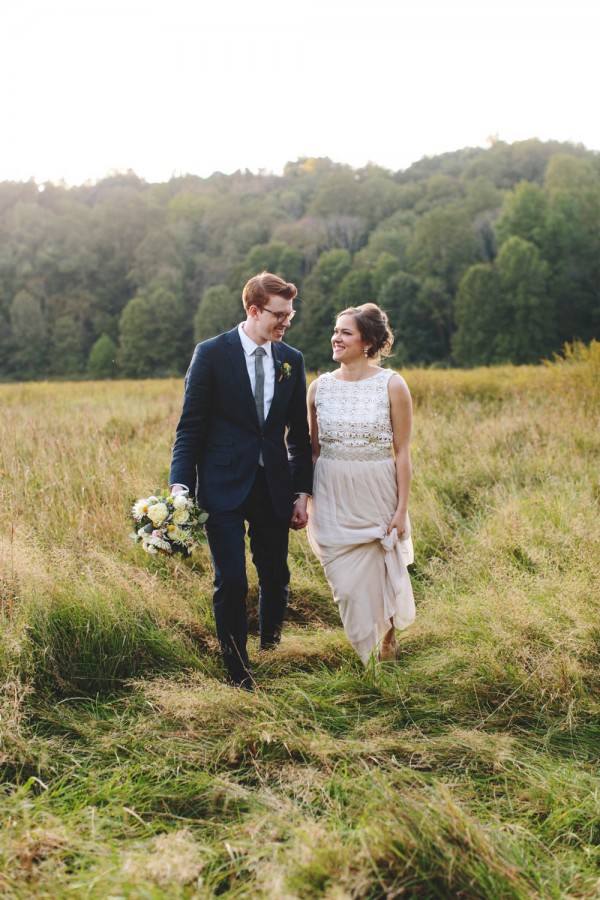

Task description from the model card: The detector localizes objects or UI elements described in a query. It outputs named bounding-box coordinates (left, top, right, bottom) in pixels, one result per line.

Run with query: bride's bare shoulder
left=387, top=371, right=412, bottom=400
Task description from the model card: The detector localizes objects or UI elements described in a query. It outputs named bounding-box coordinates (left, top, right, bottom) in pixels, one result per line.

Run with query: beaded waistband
left=320, top=443, right=393, bottom=462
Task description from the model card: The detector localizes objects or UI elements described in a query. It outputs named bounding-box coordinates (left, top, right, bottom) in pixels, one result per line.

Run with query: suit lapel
left=266, top=343, right=285, bottom=423
left=226, top=329, right=259, bottom=420
left=271, top=343, right=281, bottom=386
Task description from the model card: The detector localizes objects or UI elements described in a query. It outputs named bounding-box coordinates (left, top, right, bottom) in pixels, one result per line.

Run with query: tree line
left=0, top=137, right=599, bottom=381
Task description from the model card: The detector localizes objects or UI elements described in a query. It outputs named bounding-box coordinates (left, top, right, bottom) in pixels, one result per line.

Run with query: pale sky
left=1, top=0, right=598, bottom=185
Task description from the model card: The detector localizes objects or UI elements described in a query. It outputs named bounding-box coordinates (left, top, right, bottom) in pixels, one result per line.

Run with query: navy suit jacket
left=169, top=328, right=313, bottom=521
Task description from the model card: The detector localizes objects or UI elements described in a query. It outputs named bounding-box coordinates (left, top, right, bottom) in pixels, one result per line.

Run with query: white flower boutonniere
left=278, top=362, right=292, bottom=382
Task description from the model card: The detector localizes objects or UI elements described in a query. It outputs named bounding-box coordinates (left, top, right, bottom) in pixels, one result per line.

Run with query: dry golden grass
left=0, top=344, right=599, bottom=897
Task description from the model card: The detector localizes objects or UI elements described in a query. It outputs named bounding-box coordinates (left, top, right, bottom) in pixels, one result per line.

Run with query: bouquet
left=130, top=490, right=208, bottom=556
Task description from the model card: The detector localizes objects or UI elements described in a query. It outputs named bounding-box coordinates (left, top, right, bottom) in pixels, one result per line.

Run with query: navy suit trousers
left=205, top=467, right=290, bottom=684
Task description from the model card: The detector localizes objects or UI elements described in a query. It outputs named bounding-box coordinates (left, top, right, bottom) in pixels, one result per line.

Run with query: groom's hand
left=290, top=493, right=309, bottom=530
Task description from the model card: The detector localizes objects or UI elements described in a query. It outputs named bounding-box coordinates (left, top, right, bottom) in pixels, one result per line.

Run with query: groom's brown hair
left=242, top=272, right=297, bottom=311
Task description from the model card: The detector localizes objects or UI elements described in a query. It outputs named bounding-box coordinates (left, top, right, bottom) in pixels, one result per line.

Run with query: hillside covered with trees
left=0, top=137, right=598, bottom=380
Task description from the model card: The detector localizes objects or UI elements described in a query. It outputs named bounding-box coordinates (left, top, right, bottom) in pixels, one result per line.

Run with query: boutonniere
left=278, top=362, right=292, bottom=382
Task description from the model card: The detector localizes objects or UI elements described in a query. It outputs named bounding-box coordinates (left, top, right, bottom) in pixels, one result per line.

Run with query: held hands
left=171, top=485, right=310, bottom=529
left=290, top=493, right=309, bottom=530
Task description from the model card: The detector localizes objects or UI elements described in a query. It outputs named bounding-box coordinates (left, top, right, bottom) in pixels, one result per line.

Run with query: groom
left=169, top=272, right=313, bottom=690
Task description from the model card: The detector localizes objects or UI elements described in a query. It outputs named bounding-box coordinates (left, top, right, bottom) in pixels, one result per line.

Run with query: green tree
left=418, top=173, right=463, bottom=212
left=87, top=334, right=119, bottom=379
left=0, top=310, right=11, bottom=377
left=230, top=241, right=303, bottom=291
left=463, top=175, right=503, bottom=216
left=307, top=169, right=361, bottom=217
left=372, top=252, right=401, bottom=293
left=495, top=181, right=547, bottom=249
left=454, top=240, right=555, bottom=366
left=321, top=215, right=368, bottom=253
left=453, top=264, right=504, bottom=366
left=407, top=204, right=481, bottom=295
left=337, top=268, right=374, bottom=307
left=543, top=156, right=600, bottom=343
left=494, top=236, right=553, bottom=363
left=9, top=290, right=48, bottom=379
left=119, top=281, right=190, bottom=378
left=203, top=193, right=277, bottom=259
left=378, top=272, right=446, bottom=365
left=271, top=219, right=326, bottom=273
left=357, top=210, right=416, bottom=268
left=403, top=205, right=482, bottom=359
left=127, top=229, right=183, bottom=291
left=194, top=285, right=242, bottom=343
left=50, top=314, right=84, bottom=377
left=462, top=138, right=589, bottom=189
left=354, top=168, right=407, bottom=225
left=416, top=277, right=455, bottom=362
left=293, top=249, right=352, bottom=371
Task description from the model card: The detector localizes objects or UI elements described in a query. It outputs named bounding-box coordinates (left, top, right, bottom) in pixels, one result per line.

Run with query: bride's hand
left=387, top=510, right=408, bottom=536
left=291, top=493, right=309, bottom=530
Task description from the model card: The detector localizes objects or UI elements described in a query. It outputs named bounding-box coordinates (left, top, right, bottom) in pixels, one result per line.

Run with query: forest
left=0, top=137, right=599, bottom=380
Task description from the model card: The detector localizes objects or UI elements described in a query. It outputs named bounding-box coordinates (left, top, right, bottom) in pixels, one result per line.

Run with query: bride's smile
left=331, top=314, right=370, bottom=362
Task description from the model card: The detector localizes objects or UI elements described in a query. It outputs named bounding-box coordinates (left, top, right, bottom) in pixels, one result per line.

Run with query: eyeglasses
left=259, top=307, right=296, bottom=323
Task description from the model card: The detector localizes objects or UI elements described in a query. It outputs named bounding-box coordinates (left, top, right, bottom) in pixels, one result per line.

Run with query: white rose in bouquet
left=173, top=508, right=190, bottom=525
left=147, top=502, right=169, bottom=526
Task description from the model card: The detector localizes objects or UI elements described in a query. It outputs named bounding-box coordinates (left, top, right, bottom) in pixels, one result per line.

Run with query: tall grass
left=0, top=344, right=598, bottom=897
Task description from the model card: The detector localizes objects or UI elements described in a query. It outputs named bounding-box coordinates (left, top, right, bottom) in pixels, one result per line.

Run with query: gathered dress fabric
left=307, top=370, right=416, bottom=663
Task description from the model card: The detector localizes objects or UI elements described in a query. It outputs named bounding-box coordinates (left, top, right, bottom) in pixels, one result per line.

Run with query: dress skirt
left=307, top=455, right=416, bottom=663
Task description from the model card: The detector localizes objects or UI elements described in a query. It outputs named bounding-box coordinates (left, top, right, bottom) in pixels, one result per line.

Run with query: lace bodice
left=315, top=370, right=396, bottom=461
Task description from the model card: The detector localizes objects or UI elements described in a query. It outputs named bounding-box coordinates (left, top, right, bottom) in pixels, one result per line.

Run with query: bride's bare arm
left=307, top=378, right=321, bottom=464
left=388, top=373, right=413, bottom=536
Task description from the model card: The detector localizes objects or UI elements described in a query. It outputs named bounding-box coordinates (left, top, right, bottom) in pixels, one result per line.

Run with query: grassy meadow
left=0, top=343, right=599, bottom=898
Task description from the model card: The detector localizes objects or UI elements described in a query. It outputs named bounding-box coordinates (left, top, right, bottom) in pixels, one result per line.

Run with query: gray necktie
left=254, top=347, right=266, bottom=426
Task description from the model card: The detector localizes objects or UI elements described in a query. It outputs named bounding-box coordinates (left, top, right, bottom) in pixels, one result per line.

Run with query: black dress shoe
left=225, top=664, right=255, bottom=691
left=222, top=649, right=253, bottom=690
left=259, top=638, right=281, bottom=652
left=231, top=675, right=255, bottom=692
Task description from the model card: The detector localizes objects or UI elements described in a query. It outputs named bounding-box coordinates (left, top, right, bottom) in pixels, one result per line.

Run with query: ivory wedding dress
left=307, top=370, right=415, bottom=662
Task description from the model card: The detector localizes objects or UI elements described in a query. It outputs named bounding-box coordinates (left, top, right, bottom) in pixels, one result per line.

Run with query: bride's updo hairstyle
left=338, top=303, right=394, bottom=360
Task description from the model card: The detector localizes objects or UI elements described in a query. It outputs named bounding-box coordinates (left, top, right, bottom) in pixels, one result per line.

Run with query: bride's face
left=331, top=314, right=369, bottom=362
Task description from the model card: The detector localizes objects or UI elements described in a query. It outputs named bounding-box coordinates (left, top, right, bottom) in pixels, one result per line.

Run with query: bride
left=307, top=303, right=415, bottom=662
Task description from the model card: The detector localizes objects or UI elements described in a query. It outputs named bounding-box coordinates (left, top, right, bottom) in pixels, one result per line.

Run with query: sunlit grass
left=1, top=346, right=599, bottom=896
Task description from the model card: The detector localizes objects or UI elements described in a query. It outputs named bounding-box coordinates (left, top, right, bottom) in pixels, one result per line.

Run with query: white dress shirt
left=238, top=323, right=275, bottom=422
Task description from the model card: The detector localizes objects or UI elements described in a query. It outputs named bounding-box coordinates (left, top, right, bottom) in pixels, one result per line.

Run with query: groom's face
left=253, top=294, right=295, bottom=344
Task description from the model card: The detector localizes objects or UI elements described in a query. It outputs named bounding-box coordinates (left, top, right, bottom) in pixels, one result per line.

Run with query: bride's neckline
left=328, top=368, right=386, bottom=383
